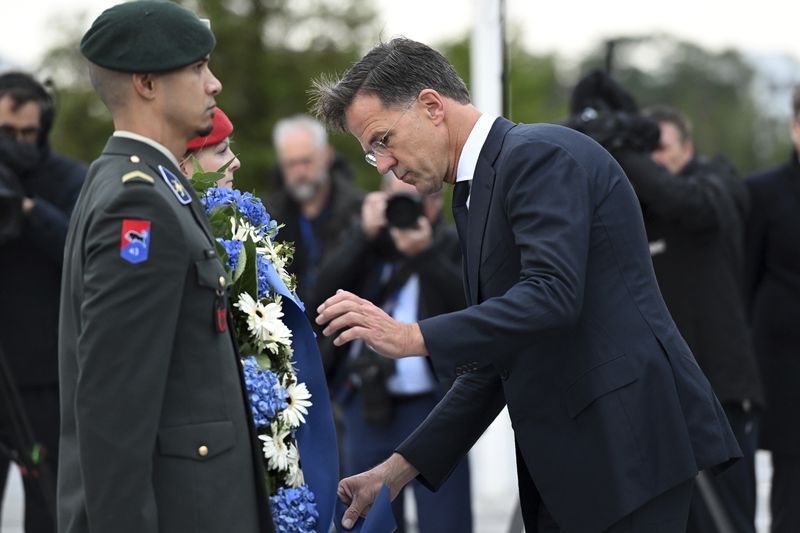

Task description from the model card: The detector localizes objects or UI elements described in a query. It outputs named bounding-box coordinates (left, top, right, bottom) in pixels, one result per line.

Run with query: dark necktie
left=452, top=180, right=471, bottom=259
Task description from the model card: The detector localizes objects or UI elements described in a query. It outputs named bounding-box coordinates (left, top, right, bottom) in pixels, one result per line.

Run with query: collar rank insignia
left=158, top=165, right=192, bottom=205
left=120, top=219, right=151, bottom=264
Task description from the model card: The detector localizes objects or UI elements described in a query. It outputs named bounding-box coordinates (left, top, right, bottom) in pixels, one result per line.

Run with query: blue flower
left=256, top=254, right=272, bottom=299
left=202, top=187, right=277, bottom=236
left=202, top=187, right=237, bottom=215
left=217, top=238, right=242, bottom=271
left=270, top=485, right=318, bottom=533
left=242, top=357, right=288, bottom=428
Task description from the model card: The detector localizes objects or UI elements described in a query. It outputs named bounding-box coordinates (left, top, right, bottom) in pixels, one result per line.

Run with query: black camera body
left=564, top=107, right=661, bottom=154
left=385, top=192, right=423, bottom=229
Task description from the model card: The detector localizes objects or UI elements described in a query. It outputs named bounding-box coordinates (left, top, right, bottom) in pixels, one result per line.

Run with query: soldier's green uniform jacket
left=58, top=135, right=275, bottom=533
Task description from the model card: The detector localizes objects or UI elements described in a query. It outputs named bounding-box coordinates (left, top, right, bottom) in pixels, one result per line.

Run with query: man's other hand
left=338, top=453, right=419, bottom=530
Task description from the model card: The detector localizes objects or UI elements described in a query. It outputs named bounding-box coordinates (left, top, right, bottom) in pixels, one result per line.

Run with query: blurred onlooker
left=265, top=114, right=362, bottom=302
left=613, top=104, right=763, bottom=533
left=566, top=74, right=761, bottom=532
left=745, top=85, right=800, bottom=533
left=311, top=175, right=472, bottom=533
left=0, top=71, right=86, bottom=533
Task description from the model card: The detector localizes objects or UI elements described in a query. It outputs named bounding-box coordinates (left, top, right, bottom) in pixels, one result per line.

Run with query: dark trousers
left=770, top=452, right=800, bottom=533
left=0, top=384, right=59, bottom=533
left=342, top=389, right=473, bottom=533
left=686, top=402, right=759, bottom=533
left=517, top=444, right=693, bottom=533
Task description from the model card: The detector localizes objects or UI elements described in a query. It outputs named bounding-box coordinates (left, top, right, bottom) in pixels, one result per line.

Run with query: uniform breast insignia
left=121, top=170, right=155, bottom=185
left=158, top=164, right=192, bottom=205
left=120, top=219, right=151, bottom=264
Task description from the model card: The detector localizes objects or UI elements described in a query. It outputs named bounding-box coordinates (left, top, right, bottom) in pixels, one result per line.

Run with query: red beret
left=187, top=108, right=233, bottom=151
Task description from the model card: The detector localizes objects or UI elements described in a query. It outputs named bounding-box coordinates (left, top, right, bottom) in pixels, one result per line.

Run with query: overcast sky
left=4, top=0, right=800, bottom=71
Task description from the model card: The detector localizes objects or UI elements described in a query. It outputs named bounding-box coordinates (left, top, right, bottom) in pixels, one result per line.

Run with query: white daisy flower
left=234, top=294, right=293, bottom=353
left=230, top=216, right=264, bottom=243
left=256, top=239, right=287, bottom=273
left=258, top=430, right=291, bottom=471
left=281, top=380, right=312, bottom=428
left=285, top=444, right=305, bottom=487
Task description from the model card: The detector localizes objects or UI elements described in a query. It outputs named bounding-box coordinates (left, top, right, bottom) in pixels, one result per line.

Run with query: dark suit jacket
left=613, top=150, right=763, bottom=407
left=58, top=136, right=274, bottom=533
left=396, top=119, right=740, bottom=533
left=745, top=154, right=800, bottom=453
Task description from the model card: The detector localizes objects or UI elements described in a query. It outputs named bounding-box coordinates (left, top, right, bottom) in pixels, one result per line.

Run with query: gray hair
left=272, top=114, right=328, bottom=151
left=310, top=37, right=471, bottom=132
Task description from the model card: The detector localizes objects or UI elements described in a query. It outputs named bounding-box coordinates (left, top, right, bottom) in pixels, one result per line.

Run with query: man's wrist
left=380, top=453, right=418, bottom=497
left=402, top=323, right=428, bottom=356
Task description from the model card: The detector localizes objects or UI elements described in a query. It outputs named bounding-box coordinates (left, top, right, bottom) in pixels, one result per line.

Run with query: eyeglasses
left=364, top=103, right=414, bottom=167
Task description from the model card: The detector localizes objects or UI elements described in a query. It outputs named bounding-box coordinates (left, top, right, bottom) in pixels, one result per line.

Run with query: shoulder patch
left=121, top=170, right=155, bottom=185
left=120, top=219, right=151, bottom=264
left=158, top=165, right=192, bottom=205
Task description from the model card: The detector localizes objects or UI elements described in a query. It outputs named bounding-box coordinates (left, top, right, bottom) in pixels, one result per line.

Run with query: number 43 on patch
left=120, top=219, right=151, bottom=264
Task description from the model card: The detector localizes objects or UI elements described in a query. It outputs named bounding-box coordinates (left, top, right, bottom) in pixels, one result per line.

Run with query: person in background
left=745, top=84, right=800, bottom=533
left=312, top=174, right=472, bottom=532
left=179, top=106, right=240, bottom=188
left=611, top=102, right=763, bottom=533
left=0, top=70, right=86, bottom=533
left=265, top=114, right=362, bottom=302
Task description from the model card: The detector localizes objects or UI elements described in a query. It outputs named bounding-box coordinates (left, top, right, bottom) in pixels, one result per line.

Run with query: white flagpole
left=467, top=0, right=520, bottom=528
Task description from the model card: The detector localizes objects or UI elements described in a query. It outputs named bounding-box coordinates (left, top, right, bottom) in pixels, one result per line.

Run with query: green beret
left=80, top=0, right=216, bottom=73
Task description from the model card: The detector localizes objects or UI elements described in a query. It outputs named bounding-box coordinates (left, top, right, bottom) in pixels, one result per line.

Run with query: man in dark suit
left=745, top=85, right=800, bottom=533
left=58, top=2, right=274, bottom=532
left=312, top=38, right=741, bottom=533
left=0, top=71, right=86, bottom=533
left=312, top=175, right=472, bottom=532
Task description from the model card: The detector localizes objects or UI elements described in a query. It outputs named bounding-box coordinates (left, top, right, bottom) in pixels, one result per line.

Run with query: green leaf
left=233, top=240, right=247, bottom=282
left=255, top=353, right=273, bottom=370
left=233, top=236, right=259, bottom=302
left=188, top=156, right=224, bottom=195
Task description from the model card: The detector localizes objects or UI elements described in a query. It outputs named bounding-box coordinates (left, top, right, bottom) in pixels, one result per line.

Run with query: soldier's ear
left=131, top=73, right=157, bottom=100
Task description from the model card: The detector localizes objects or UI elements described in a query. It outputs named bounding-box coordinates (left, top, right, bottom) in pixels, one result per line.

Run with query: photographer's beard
left=0, top=135, right=44, bottom=178
left=286, top=169, right=329, bottom=204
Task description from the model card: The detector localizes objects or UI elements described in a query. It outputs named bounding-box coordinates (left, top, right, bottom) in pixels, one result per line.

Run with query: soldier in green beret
left=58, top=2, right=275, bottom=532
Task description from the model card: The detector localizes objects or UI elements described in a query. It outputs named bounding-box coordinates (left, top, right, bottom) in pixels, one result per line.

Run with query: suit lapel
left=464, top=117, right=516, bottom=304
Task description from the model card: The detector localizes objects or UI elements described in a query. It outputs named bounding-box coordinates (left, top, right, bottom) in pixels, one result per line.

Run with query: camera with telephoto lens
left=385, top=192, right=423, bottom=229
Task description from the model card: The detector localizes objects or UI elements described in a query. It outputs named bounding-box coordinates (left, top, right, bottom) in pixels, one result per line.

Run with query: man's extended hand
left=315, top=290, right=428, bottom=358
left=338, top=454, right=419, bottom=530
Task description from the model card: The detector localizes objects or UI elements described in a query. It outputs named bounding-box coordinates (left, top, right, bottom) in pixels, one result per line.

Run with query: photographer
left=566, top=72, right=762, bottom=533
left=311, top=175, right=472, bottom=532
left=0, top=71, right=86, bottom=533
